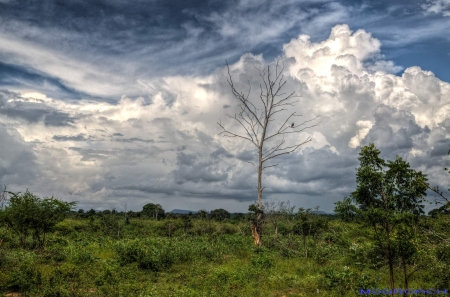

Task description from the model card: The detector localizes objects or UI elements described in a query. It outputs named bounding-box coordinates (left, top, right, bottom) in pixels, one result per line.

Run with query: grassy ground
left=0, top=215, right=448, bottom=297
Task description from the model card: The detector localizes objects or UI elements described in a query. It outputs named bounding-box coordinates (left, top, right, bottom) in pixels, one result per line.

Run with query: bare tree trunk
left=0, top=185, right=7, bottom=210
left=251, top=223, right=262, bottom=246
left=219, top=60, right=319, bottom=247
left=253, top=145, right=264, bottom=246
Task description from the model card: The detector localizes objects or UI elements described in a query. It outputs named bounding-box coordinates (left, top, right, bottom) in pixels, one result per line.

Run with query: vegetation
left=1, top=205, right=450, bottom=296
left=142, top=203, right=165, bottom=220
left=343, top=144, right=428, bottom=294
left=0, top=144, right=449, bottom=296
left=0, top=190, right=75, bottom=249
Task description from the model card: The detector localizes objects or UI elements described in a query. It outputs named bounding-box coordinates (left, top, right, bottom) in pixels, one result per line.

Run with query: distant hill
left=168, top=209, right=198, bottom=214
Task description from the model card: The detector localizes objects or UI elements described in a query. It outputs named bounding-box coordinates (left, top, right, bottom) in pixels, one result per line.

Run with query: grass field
left=0, top=213, right=449, bottom=297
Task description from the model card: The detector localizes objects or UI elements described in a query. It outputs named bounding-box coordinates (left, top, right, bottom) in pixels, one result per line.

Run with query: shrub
left=66, top=246, right=94, bottom=265
left=156, top=220, right=183, bottom=237
left=217, top=223, right=238, bottom=235
left=191, top=220, right=217, bottom=236
left=7, top=251, right=42, bottom=292
left=1, top=190, right=76, bottom=248
left=115, top=237, right=227, bottom=271
left=322, top=266, right=355, bottom=291
left=251, top=253, right=273, bottom=269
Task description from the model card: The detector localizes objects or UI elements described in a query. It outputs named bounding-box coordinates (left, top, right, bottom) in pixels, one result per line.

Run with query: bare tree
left=218, top=60, right=320, bottom=245
left=0, top=185, right=7, bottom=210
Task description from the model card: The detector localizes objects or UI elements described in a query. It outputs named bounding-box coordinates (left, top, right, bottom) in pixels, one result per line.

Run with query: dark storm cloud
left=210, top=147, right=233, bottom=159
left=68, top=147, right=115, bottom=161
left=195, top=129, right=214, bottom=144
left=361, top=104, right=431, bottom=157
left=273, top=146, right=358, bottom=195
left=0, top=107, right=48, bottom=123
left=114, top=137, right=155, bottom=143
left=429, top=139, right=450, bottom=157
left=53, top=134, right=89, bottom=141
left=0, top=90, right=78, bottom=126
left=0, top=0, right=448, bottom=98
left=0, top=104, right=77, bottom=126
left=44, top=110, right=77, bottom=126
left=0, top=62, right=84, bottom=100
left=0, top=124, right=37, bottom=186
left=0, top=89, right=19, bottom=107
left=0, top=0, right=449, bottom=213
left=117, top=183, right=255, bottom=202
left=236, top=150, right=257, bottom=162
left=173, top=152, right=228, bottom=184
left=363, top=125, right=413, bottom=152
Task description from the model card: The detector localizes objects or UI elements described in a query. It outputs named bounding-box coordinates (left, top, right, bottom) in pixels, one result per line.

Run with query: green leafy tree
left=391, top=223, right=421, bottom=292
left=293, top=206, right=327, bottom=258
left=210, top=208, right=230, bottom=221
left=349, top=143, right=428, bottom=293
left=428, top=203, right=450, bottom=217
left=334, top=196, right=358, bottom=222
left=1, top=190, right=76, bottom=248
left=142, top=203, right=165, bottom=220
left=196, top=209, right=208, bottom=219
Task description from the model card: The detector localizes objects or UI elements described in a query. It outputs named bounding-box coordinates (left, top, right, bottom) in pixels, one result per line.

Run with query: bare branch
left=226, top=61, right=264, bottom=128
left=217, top=120, right=257, bottom=147
left=246, top=161, right=257, bottom=170
left=262, top=164, right=278, bottom=170
left=263, top=137, right=286, bottom=159
left=262, top=136, right=313, bottom=163
left=427, top=184, right=450, bottom=204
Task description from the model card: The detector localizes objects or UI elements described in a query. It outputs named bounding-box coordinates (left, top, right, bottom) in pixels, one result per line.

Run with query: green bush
left=322, top=266, right=355, bottom=291
left=156, top=220, right=183, bottom=237
left=66, top=246, right=95, bottom=265
left=191, top=220, right=217, bottom=236
left=217, top=223, right=238, bottom=235
left=7, top=251, right=42, bottom=292
left=115, top=237, right=228, bottom=272
left=313, top=243, right=337, bottom=265
left=251, top=248, right=273, bottom=269
left=116, top=238, right=181, bottom=271
left=1, top=190, right=76, bottom=248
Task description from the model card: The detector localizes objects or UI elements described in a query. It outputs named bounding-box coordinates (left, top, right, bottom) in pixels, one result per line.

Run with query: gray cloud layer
left=0, top=1, right=449, bottom=212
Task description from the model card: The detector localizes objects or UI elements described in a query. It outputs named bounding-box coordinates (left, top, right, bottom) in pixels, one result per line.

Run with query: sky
left=0, top=0, right=449, bottom=213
